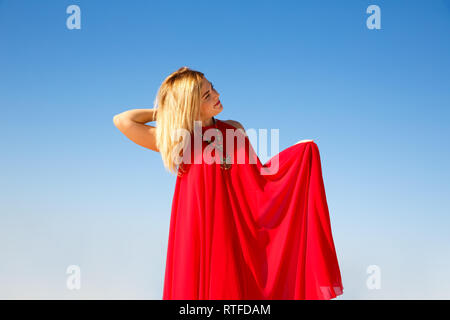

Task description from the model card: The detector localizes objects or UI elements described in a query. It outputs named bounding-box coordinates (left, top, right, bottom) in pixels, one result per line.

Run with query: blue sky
left=0, top=0, right=449, bottom=299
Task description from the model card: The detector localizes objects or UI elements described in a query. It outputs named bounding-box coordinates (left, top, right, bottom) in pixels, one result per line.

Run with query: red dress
left=162, top=119, right=343, bottom=300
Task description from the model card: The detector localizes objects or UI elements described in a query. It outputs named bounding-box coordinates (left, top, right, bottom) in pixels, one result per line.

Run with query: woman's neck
left=202, top=117, right=214, bottom=127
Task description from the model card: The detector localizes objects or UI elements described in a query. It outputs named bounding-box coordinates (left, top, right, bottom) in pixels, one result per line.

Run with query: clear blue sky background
left=1, top=0, right=449, bottom=299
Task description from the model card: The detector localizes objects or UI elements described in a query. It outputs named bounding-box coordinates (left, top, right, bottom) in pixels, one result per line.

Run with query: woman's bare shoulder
left=222, top=119, right=245, bottom=131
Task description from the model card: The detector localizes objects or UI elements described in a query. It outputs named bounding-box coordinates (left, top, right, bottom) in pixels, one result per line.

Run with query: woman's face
left=199, top=77, right=223, bottom=122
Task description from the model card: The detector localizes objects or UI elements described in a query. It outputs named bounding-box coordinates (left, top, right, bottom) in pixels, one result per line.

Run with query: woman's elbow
left=113, top=114, right=123, bottom=128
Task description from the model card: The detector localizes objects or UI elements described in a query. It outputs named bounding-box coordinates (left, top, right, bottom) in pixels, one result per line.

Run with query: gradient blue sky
left=1, top=0, right=449, bottom=299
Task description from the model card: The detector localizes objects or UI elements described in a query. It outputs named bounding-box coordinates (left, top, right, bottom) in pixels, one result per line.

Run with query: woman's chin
left=213, top=103, right=223, bottom=110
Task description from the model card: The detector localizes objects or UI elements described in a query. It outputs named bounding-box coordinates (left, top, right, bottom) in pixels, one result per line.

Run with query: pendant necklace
left=203, top=117, right=232, bottom=170
left=177, top=117, right=232, bottom=177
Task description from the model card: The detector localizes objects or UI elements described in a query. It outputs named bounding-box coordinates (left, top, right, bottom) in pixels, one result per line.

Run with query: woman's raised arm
left=113, top=108, right=159, bottom=152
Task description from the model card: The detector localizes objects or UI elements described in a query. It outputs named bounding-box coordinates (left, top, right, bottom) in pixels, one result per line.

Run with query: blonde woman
left=113, top=67, right=343, bottom=300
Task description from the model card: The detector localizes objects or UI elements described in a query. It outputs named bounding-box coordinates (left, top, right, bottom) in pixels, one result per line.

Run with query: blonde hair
left=154, top=66, right=205, bottom=175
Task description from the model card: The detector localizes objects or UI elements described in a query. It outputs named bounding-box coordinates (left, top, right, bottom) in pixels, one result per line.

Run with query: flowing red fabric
left=163, top=119, right=343, bottom=300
